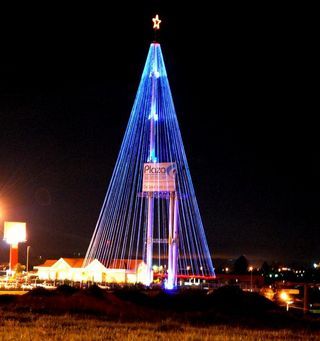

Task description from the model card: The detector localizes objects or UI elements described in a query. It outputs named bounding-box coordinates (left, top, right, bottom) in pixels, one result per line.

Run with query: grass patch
left=0, top=313, right=319, bottom=340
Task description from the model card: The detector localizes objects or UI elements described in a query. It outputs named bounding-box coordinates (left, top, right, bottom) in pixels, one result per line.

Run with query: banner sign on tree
left=142, top=162, right=176, bottom=192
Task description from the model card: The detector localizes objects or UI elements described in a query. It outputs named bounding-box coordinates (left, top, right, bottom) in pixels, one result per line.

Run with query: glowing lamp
left=280, top=291, right=289, bottom=302
left=3, top=221, right=26, bottom=271
left=4, top=222, right=26, bottom=245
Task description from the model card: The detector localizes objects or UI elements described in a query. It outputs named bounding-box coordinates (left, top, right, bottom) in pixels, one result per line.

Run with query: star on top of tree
left=152, top=14, right=161, bottom=30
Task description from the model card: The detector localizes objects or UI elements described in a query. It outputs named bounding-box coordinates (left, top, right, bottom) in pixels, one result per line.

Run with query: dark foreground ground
left=0, top=285, right=319, bottom=339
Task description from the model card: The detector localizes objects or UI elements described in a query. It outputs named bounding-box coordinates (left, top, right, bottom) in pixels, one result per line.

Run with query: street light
left=280, top=291, right=293, bottom=311
left=249, top=266, right=253, bottom=292
left=3, top=221, right=27, bottom=273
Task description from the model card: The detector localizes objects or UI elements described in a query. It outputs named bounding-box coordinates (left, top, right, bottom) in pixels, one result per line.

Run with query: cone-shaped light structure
left=84, top=42, right=215, bottom=287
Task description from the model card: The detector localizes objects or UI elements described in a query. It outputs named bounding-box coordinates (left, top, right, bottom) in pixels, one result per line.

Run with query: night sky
left=0, top=3, right=318, bottom=266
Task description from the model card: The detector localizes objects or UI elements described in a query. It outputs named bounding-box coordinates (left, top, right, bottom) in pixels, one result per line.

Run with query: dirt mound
left=1, top=285, right=319, bottom=329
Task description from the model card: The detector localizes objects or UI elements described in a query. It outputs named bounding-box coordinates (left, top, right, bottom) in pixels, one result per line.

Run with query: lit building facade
left=34, top=258, right=148, bottom=284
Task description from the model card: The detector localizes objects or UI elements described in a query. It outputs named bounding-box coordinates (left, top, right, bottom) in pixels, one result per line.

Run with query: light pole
left=249, top=266, right=253, bottom=292
left=280, top=291, right=293, bottom=311
left=26, top=246, right=30, bottom=274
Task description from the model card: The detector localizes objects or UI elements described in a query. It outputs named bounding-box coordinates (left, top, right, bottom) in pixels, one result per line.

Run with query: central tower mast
left=145, top=15, right=179, bottom=289
left=145, top=54, right=157, bottom=286
left=145, top=15, right=161, bottom=286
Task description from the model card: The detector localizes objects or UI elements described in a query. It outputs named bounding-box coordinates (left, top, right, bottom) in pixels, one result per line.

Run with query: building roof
left=109, top=259, right=143, bottom=271
left=37, top=259, right=58, bottom=267
left=62, top=258, right=85, bottom=268
left=36, top=257, right=143, bottom=270
left=35, top=258, right=85, bottom=269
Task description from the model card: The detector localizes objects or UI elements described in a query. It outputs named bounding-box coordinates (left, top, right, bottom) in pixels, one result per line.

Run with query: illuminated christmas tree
left=84, top=15, right=215, bottom=289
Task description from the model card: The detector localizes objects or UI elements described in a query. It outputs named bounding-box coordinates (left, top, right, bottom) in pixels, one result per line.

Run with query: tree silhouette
left=233, top=255, right=249, bottom=274
left=261, top=261, right=270, bottom=275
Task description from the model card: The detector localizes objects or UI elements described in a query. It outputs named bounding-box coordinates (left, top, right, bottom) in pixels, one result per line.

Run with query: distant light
left=280, top=291, right=289, bottom=302
left=249, top=266, right=253, bottom=272
left=314, top=263, right=319, bottom=269
left=225, top=267, right=229, bottom=272
left=279, top=291, right=293, bottom=306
